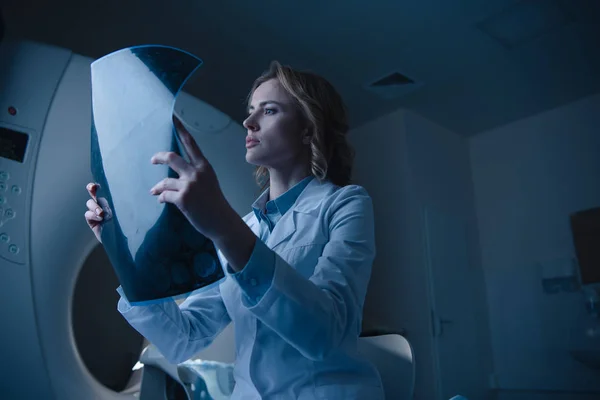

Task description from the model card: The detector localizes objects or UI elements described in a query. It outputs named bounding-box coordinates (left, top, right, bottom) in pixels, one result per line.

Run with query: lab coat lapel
left=267, top=178, right=324, bottom=250
left=267, top=211, right=297, bottom=250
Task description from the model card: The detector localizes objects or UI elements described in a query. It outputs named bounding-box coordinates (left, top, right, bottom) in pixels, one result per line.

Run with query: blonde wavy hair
left=247, top=61, right=355, bottom=191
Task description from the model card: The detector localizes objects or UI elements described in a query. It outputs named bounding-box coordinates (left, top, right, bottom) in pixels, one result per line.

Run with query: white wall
left=349, top=109, right=493, bottom=400
left=470, top=93, right=600, bottom=397
left=403, top=110, right=494, bottom=400
left=349, top=110, right=435, bottom=400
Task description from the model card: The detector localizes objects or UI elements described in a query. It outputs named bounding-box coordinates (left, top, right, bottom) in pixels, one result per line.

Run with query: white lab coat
left=117, top=178, right=384, bottom=399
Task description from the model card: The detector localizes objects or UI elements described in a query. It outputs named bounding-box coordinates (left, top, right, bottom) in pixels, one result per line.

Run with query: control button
left=0, top=171, right=9, bottom=181
left=11, top=185, right=21, bottom=195
left=0, top=196, right=5, bottom=205
left=0, top=233, right=9, bottom=243
left=4, top=209, right=14, bottom=219
left=249, top=278, right=258, bottom=287
left=0, top=183, right=5, bottom=191
left=8, top=244, right=19, bottom=254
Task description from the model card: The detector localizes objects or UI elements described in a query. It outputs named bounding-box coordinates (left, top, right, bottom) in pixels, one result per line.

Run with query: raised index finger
left=173, top=115, right=207, bottom=166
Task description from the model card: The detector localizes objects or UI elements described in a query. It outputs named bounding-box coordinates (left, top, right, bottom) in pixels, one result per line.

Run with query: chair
left=137, top=345, right=234, bottom=400
left=358, top=330, right=415, bottom=400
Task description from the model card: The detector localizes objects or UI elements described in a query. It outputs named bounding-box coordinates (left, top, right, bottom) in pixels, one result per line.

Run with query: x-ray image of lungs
left=90, top=45, right=225, bottom=305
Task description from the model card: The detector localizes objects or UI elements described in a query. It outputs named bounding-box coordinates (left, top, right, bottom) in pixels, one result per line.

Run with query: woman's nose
left=243, top=115, right=259, bottom=131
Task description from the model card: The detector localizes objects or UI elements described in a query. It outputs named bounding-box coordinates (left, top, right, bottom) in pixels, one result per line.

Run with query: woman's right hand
left=84, top=182, right=104, bottom=243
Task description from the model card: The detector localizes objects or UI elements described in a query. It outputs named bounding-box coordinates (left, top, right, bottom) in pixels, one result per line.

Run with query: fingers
left=86, top=182, right=98, bottom=200
left=173, top=115, right=207, bottom=167
left=151, top=151, right=194, bottom=177
left=150, top=177, right=183, bottom=195
left=86, top=198, right=103, bottom=218
left=85, top=183, right=103, bottom=238
left=156, top=189, right=179, bottom=205
left=84, top=210, right=103, bottom=243
left=86, top=182, right=103, bottom=219
left=84, top=210, right=102, bottom=224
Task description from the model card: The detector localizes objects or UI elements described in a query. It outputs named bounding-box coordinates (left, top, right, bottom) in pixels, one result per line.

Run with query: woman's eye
left=264, top=108, right=276, bottom=115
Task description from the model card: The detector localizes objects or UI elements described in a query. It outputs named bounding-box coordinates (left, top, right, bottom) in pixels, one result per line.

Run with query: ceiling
left=2, top=0, right=599, bottom=136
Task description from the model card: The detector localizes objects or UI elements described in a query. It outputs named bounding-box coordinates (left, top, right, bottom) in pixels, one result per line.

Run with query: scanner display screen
left=0, top=126, right=29, bottom=163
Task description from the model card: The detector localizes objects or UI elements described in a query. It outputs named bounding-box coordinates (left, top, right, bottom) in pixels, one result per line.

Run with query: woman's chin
left=245, top=153, right=261, bottom=165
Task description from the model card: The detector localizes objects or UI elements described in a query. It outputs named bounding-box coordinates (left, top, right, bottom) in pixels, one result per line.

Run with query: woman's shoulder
left=316, top=181, right=373, bottom=216
left=321, top=180, right=372, bottom=202
left=313, top=178, right=370, bottom=196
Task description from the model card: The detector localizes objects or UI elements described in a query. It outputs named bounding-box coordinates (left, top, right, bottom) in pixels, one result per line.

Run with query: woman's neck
left=268, top=164, right=311, bottom=201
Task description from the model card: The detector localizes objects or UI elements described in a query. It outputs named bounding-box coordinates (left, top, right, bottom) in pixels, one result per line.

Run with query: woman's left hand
left=149, top=116, right=234, bottom=242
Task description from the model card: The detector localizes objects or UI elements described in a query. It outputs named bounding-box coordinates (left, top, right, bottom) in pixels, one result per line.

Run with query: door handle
left=432, top=311, right=454, bottom=337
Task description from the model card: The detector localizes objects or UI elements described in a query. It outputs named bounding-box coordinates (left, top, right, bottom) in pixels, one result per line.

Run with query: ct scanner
left=0, top=37, right=257, bottom=399
left=0, top=36, right=415, bottom=400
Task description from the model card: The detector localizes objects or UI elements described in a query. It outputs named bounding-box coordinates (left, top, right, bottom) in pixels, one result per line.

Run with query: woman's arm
left=213, top=209, right=257, bottom=273
left=117, top=283, right=231, bottom=364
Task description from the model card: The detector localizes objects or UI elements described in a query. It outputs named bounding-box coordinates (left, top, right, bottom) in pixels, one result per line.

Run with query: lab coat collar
left=265, top=177, right=332, bottom=250
left=292, top=177, right=329, bottom=214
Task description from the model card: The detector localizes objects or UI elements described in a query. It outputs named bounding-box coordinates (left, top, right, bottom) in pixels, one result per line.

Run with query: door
left=423, top=206, right=479, bottom=400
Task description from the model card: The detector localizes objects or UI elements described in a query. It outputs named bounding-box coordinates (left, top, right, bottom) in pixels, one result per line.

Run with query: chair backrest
left=357, top=333, right=415, bottom=400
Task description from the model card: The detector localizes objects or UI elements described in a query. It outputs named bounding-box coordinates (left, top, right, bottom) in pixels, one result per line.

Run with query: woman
left=85, top=61, right=384, bottom=399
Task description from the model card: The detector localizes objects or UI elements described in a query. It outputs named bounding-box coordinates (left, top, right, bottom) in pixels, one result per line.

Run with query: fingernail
left=95, top=207, right=102, bottom=216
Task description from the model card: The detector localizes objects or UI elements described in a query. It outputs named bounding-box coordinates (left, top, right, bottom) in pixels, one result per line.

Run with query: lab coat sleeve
left=228, top=240, right=276, bottom=306
left=232, top=185, right=376, bottom=361
left=116, top=282, right=231, bottom=364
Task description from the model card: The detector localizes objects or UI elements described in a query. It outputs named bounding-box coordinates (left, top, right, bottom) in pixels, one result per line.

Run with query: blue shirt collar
left=252, top=175, right=314, bottom=220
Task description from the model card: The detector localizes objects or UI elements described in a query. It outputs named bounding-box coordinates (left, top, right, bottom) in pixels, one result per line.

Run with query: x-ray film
left=90, top=45, right=225, bottom=305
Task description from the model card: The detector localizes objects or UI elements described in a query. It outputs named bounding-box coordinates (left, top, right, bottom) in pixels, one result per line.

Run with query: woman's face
left=243, top=79, right=308, bottom=169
